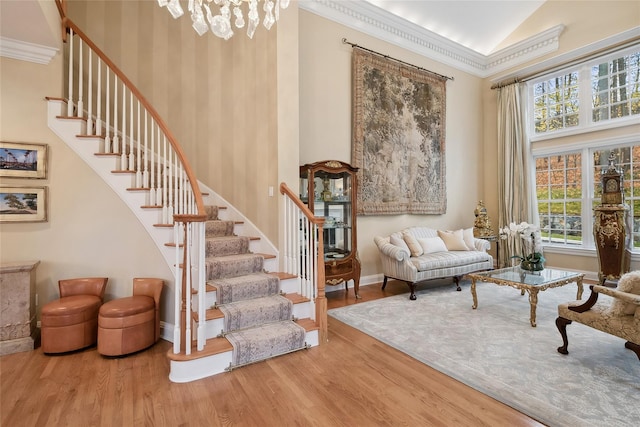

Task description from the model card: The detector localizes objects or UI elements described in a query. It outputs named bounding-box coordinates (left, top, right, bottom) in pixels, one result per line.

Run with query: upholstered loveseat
left=374, top=227, right=494, bottom=300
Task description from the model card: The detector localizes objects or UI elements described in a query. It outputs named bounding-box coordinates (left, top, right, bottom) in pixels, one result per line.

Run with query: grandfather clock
left=593, top=154, right=629, bottom=286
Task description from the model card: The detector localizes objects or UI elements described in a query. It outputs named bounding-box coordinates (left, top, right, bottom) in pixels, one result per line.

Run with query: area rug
left=328, top=280, right=640, bottom=427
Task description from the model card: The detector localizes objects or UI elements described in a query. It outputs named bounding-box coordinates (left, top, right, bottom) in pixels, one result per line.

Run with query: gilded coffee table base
left=470, top=271, right=584, bottom=327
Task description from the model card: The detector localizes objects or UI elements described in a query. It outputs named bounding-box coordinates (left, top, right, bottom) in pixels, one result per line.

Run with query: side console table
left=0, top=260, right=40, bottom=355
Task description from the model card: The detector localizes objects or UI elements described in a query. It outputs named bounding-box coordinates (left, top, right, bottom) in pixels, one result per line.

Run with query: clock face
left=605, top=178, right=619, bottom=193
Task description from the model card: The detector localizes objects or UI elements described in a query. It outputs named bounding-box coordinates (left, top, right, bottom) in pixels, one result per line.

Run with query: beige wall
left=66, top=0, right=282, bottom=245
left=482, top=1, right=640, bottom=275
left=0, top=4, right=174, bottom=321
left=298, top=11, right=488, bottom=280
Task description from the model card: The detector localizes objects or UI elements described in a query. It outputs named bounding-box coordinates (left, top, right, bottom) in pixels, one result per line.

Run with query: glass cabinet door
left=299, top=160, right=361, bottom=298
left=316, top=171, right=352, bottom=260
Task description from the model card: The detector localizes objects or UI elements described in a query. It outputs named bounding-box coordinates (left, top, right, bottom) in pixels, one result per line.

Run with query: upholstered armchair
left=556, top=271, right=640, bottom=360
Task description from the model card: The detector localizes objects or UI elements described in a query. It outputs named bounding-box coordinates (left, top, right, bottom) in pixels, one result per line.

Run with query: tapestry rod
left=342, top=38, right=454, bottom=81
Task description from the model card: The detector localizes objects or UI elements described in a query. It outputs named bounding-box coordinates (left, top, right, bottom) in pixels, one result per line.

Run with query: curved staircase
left=46, top=11, right=324, bottom=383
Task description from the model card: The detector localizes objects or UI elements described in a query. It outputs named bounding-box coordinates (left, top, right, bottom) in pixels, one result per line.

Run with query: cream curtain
left=497, top=83, right=538, bottom=267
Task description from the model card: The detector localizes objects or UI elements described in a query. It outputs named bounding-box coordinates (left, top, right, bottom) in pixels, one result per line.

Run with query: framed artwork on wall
left=0, top=141, right=48, bottom=179
left=0, top=186, right=48, bottom=223
left=351, top=47, right=447, bottom=215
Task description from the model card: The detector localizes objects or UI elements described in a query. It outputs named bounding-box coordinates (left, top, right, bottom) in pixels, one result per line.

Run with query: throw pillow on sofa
left=418, top=237, right=448, bottom=254
left=610, top=270, right=640, bottom=315
left=390, top=233, right=411, bottom=256
left=403, top=232, right=424, bottom=257
left=463, top=227, right=476, bottom=250
left=438, top=229, right=469, bottom=251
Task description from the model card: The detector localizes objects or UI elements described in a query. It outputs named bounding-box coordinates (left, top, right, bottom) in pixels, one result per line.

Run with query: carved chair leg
left=556, top=316, right=572, bottom=355
left=625, top=341, right=640, bottom=361
left=453, top=276, right=461, bottom=291
left=407, top=282, right=417, bottom=300
left=381, top=276, right=388, bottom=290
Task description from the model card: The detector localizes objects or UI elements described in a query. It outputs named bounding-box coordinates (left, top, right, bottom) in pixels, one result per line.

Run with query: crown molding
left=299, top=0, right=563, bottom=78
left=0, top=36, right=58, bottom=65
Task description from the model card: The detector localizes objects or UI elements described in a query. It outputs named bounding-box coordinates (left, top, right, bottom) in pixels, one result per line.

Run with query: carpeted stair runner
left=203, top=205, right=307, bottom=368
left=211, top=272, right=279, bottom=305
left=219, top=295, right=293, bottom=331
left=225, top=321, right=306, bottom=367
left=206, top=253, right=265, bottom=280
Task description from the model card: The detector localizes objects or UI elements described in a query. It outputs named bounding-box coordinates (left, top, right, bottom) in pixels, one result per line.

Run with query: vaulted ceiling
left=1, top=0, right=559, bottom=76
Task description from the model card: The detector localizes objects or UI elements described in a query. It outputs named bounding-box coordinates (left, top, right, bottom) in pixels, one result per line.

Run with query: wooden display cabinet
left=300, top=160, right=361, bottom=298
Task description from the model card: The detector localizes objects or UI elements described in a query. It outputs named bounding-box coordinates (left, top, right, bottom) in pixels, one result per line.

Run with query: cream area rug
left=328, top=279, right=640, bottom=427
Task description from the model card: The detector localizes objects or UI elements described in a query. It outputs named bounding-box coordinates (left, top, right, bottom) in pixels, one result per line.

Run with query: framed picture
left=0, top=141, right=48, bottom=179
left=0, top=186, right=48, bottom=223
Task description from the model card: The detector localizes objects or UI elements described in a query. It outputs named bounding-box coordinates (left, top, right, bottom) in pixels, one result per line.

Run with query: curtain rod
left=491, top=36, right=640, bottom=90
left=342, top=38, right=454, bottom=81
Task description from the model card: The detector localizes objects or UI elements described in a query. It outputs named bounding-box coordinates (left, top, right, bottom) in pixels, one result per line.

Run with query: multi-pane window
left=533, top=72, right=579, bottom=134
left=535, top=154, right=583, bottom=245
left=529, top=48, right=640, bottom=137
left=592, top=52, right=640, bottom=122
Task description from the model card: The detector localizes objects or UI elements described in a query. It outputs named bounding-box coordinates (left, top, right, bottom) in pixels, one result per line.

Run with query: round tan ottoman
left=41, top=277, right=108, bottom=354
left=41, top=295, right=103, bottom=353
left=97, top=278, right=163, bottom=356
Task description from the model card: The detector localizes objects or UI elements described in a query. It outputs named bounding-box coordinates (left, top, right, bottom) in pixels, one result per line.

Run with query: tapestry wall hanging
left=351, top=47, right=447, bottom=215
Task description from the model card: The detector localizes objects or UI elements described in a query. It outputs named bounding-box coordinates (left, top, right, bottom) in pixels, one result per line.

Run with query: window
left=533, top=72, right=579, bottom=134
left=529, top=48, right=640, bottom=137
left=529, top=46, right=640, bottom=252
left=592, top=52, right=640, bottom=122
left=536, top=153, right=582, bottom=245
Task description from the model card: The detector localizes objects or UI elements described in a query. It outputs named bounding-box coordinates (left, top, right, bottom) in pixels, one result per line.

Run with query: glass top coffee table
left=468, top=266, right=584, bottom=327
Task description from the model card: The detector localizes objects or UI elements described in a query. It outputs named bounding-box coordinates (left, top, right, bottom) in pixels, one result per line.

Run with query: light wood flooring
left=1, top=280, right=544, bottom=426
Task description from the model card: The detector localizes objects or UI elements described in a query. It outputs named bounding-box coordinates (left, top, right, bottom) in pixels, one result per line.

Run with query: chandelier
left=158, top=0, right=290, bottom=40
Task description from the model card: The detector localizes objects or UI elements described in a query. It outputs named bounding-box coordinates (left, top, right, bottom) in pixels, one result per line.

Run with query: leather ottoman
left=97, top=278, right=163, bottom=356
left=41, top=277, right=108, bottom=354
left=41, top=294, right=103, bottom=353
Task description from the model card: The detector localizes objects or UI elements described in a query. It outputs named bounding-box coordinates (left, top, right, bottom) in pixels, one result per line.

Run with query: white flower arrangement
left=499, top=222, right=545, bottom=268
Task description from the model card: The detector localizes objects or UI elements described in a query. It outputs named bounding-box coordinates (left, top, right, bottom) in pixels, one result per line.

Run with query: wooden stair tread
left=256, top=252, right=276, bottom=259
left=269, top=272, right=297, bottom=280
left=166, top=337, right=233, bottom=361
left=283, top=293, right=310, bottom=304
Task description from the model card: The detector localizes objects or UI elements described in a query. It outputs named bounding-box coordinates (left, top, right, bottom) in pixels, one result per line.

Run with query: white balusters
left=67, top=28, right=74, bottom=116
left=77, top=38, right=84, bottom=118
left=86, top=48, right=93, bottom=133
left=184, top=220, right=191, bottom=355
left=104, top=68, right=111, bottom=153
left=142, top=110, right=149, bottom=188
left=112, top=77, right=119, bottom=154
left=120, top=84, right=128, bottom=170
left=196, top=221, right=206, bottom=351
left=162, top=136, right=168, bottom=223
left=135, top=101, right=142, bottom=185
left=96, top=58, right=102, bottom=138
left=173, top=221, right=182, bottom=354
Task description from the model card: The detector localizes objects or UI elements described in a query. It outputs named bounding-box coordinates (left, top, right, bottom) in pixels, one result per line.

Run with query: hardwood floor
left=1, top=280, right=543, bottom=427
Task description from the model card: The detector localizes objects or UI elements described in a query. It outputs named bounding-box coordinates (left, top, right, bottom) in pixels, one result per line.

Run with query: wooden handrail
left=279, top=183, right=324, bottom=225
left=61, top=16, right=206, bottom=219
